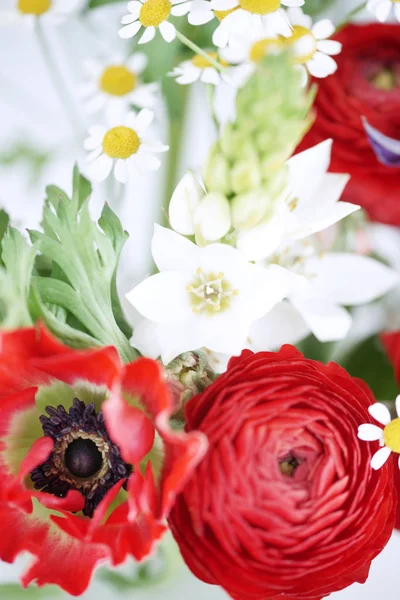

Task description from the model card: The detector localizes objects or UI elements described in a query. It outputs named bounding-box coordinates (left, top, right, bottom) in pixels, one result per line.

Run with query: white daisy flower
left=118, top=0, right=191, bottom=44
left=84, top=109, right=168, bottom=184
left=203, top=0, right=303, bottom=49
left=127, top=225, right=300, bottom=364
left=78, top=54, right=159, bottom=119
left=358, top=398, right=400, bottom=470
left=367, top=0, right=400, bottom=23
left=0, top=0, right=84, bottom=28
left=285, top=7, right=342, bottom=82
left=169, top=52, right=231, bottom=85
left=220, top=23, right=284, bottom=66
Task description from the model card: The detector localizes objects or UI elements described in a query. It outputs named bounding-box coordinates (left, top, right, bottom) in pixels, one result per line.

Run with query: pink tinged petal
left=119, top=21, right=142, bottom=39
left=18, top=437, right=54, bottom=480
left=189, top=10, right=214, bottom=24
left=316, top=39, right=342, bottom=56
left=358, top=424, right=384, bottom=442
left=159, top=20, right=176, bottom=42
left=307, top=52, right=337, bottom=78
left=114, top=159, right=129, bottom=183
left=126, top=271, right=192, bottom=324
left=103, top=394, right=155, bottom=465
left=311, top=18, right=335, bottom=40
left=368, top=403, right=392, bottom=426
left=371, top=446, right=392, bottom=470
left=139, top=26, right=156, bottom=44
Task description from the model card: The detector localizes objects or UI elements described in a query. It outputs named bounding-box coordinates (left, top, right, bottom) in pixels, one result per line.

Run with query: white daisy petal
left=200, top=67, right=221, bottom=85
left=119, top=21, right=142, bottom=39
left=86, top=147, right=103, bottom=162
left=127, top=53, right=148, bottom=73
left=114, top=159, right=129, bottom=184
left=212, top=22, right=230, bottom=48
left=307, top=51, right=337, bottom=78
left=311, top=19, right=335, bottom=40
left=127, top=0, right=143, bottom=12
left=368, top=403, right=392, bottom=426
left=396, top=395, right=400, bottom=418
left=372, top=0, right=392, bottom=22
left=134, top=108, right=154, bottom=132
left=159, top=21, right=176, bottom=42
left=316, top=39, right=342, bottom=56
left=211, top=0, right=238, bottom=9
left=87, top=154, right=113, bottom=182
left=171, top=2, right=191, bottom=15
left=395, top=3, right=400, bottom=22
left=358, top=423, right=384, bottom=442
left=139, top=26, right=156, bottom=44
left=189, top=10, right=214, bottom=24
left=121, top=13, right=139, bottom=24
left=283, top=0, right=305, bottom=6
left=371, top=446, right=392, bottom=470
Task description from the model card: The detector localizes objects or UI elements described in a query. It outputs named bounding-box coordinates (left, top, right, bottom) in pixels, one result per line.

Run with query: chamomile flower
left=119, top=0, right=191, bottom=44
left=204, top=0, right=302, bottom=48
left=285, top=7, right=341, bottom=81
left=84, top=109, right=168, bottom=184
left=220, top=24, right=284, bottom=66
left=79, top=54, right=159, bottom=119
left=169, top=52, right=230, bottom=85
left=367, top=0, right=400, bottom=22
left=358, top=398, right=400, bottom=469
left=0, top=0, right=84, bottom=28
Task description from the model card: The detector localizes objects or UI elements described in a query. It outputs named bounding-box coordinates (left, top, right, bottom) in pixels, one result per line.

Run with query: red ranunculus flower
left=169, top=347, right=396, bottom=600
left=0, top=325, right=207, bottom=596
left=298, top=23, right=400, bottom=226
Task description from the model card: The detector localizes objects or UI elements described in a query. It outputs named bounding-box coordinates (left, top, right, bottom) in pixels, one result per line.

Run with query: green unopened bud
left=165, top=351, right=216, bottom=419
left=202, top=145, right=231, bottom=195
left=194, top=193, right=231, bottom=242
left=231, top=189, right=271, bottom=231
left=219, top=125, right=259, bottom=162
left=231, top=158, right=262, bottom=194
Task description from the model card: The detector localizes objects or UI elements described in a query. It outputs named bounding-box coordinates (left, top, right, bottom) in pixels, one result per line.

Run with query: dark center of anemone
left=279, top=455, right=300, bottom=477
left=30, top=398, right=132, bottom=518
left=64, top=438, right=103, bottom=479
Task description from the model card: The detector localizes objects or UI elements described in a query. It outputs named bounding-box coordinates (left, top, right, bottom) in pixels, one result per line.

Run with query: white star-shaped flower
left=127, top=225, right=299, bottom=363
left=358, top=398, right=400, bottom=470
left=367, top=0, right=400, bottom=23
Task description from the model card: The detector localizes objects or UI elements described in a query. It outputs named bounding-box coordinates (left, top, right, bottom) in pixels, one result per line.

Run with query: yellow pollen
left=384, top=419, right=400, bottom=453
left=139, top=0, right=171, bottom=27
left=214, top=6, right=238, bottom=19
left=99, top=66, right=137, bottom=97
left=249, top=37, right=285, bottom=62
left=288, top=26, right=317, bottom=64
left=102, top=126, right=140, bottom=159
left=17, top=0, right=51, bottom=14
left=239, top=0, right=280, bottom=15
left=192, top=52, right=226, bottom=69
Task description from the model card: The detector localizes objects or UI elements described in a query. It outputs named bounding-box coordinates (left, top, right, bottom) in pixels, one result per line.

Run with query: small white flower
left=127, top=225, right=299, bottom=363
left=169, top=52, right=231, bottom=86
left=84, top=109, right=168, bottom=184
left=367, top=0, right=400, bottom=23
left=220, top=23, right=284, bottom=66
left=119, top=0, right=191, bottom=44
left=78, top=54, right=159, bottom=120
left=0, top=0, right=84, bottom=28
left=358, top=398, right=400, bottom=470
left=285, top=7, right=341, bottom=82
left=236, top=139, right=359, bottom=261
left=205, top=0, right=301, bottom=48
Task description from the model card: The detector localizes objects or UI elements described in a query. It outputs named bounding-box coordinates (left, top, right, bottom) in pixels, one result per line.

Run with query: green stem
left=335, top=1, right=367, bottom=32
left=175, top=30, right=224, bottom=72
left=35, top=18, right=83, bottom=140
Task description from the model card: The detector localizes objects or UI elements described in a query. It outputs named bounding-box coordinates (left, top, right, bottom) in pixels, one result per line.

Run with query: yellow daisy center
left=139, top=0, right=171, bottom=27
left=249, top=37, right=285, bottom=62
left=288, top=25, right=317, bottom=64
left=192, top=52, right=226, bottom=68
left=102, top=126, right=140, bottom=159
left=239, top=0, right=280, bottom=15
left=17, top=0, right=51, bottom=14
left=384, top=419, right=400, bottom=453
left=99, top=66, right=137, bottom=97
left=187, top=268, right=239, bottom=315
left=214, top=6, right=238, bottom=20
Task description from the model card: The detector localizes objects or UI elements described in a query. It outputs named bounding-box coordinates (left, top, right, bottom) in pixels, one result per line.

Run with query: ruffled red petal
left=381, top=332, right=400, bottom=385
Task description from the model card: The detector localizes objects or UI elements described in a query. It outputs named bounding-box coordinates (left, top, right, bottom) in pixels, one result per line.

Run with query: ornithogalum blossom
left=0, top=325, right=206, bottom=595
left=127, top=225, right=300, bottom=363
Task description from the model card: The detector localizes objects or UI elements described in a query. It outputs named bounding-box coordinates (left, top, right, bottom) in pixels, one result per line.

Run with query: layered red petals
left=169, top=347, right=396, bottom=600
left=0, top=326, right=206, bottom=595
left=297, top=23, right=400, bottom=226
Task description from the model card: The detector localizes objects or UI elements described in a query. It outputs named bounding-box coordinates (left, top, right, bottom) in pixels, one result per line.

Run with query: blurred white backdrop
left=1, top=0, right=400, bottom=598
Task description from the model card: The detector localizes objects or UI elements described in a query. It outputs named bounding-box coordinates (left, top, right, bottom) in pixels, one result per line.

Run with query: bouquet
left=0, top=0, right=400, bottom=598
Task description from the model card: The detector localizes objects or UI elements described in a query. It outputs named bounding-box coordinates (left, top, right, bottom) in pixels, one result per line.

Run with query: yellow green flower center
left=102, top=126, right=140, bottom=159
left=384, top=418, right=400, bottom=453
left=288, top=26, right=317, bottom=64
left=139, top=0, right=171, bottom=27
left=214, top=6, right=238, bottom=20
left=187, top=268, right=239, bottom=315
left=370, top=67, right=397, bottom=91
left=192, top=52, right=227, bottom=69
left=249, top=37, right=285, bottom=62
left=17, top=0, right=51, bottom=14
left=99, top=65, right=137, bottom=97
left=239, top=0, right=280, bottom=15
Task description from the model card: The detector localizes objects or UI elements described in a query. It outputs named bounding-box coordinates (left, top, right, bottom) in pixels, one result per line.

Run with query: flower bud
left=231, top=189, right=272, bottom=231
left=194, top=193, right=231, bottom=242
left=231, top=158, right=262, bottom=194
left=202, top=145, right=231, bottom=195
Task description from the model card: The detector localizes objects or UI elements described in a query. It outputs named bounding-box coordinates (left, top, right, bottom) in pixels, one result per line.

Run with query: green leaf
left=0, top=227, right=36, bottom=328
left=0, top=209, right=10, bottom=248
left=88, top=0, right=125, bottom=8
left=29, top=168, right=136, bottom=362
left=303, top=0, right=336, bottom=15
left=0, top=584, right=61, bottom=599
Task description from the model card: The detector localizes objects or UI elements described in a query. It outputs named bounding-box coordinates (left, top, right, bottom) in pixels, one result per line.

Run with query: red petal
left=102, top=388, right=155, bottom=465
left=381, top=331, right=400, bottom=385
left=123, top=358, right=173, bottom=420
left=18, top=437, right=54, bottom=480
left=34, top=490, right=85, bottom=513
